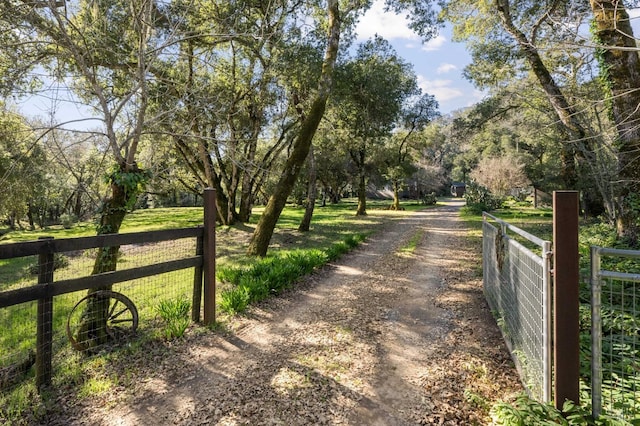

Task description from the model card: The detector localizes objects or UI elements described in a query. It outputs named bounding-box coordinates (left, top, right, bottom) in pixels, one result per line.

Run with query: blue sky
left=355, top=0, right=484, bottom=115
left=354, top=2, right=640, bottom=116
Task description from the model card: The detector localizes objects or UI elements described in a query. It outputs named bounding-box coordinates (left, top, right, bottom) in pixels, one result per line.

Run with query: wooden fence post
left=553, top=191, right=580, bottom=409
left=203, top=188, right=217, bottom=326
left=192, top=234, right=204, bottom=322
left=36, top=237, right=54, bottom=390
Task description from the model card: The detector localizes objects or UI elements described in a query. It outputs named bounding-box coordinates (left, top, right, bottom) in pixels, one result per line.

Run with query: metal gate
left=591, top=246, right=640, bottom=420
left=482, top=213, right=553, bottom=402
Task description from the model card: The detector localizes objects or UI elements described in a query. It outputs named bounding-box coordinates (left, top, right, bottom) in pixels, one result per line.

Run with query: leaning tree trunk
left=591, top=0, right=640, bottom=245
left=496, top=0, right=604, bottom=216
left=495, top=0, right=586, bottom=173
left=247, top=0, right=341, bottom=257
left=299, top=145, right=317, bottom=232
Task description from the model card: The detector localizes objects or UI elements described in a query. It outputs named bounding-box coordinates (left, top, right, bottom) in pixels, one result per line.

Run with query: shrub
left=422, top=192, right=437, bottom=205
left=60, top=213, right=77, bottom=229
left=216, top=235, right=365, bottom=314
left=463, top=181, right=504, bottom=214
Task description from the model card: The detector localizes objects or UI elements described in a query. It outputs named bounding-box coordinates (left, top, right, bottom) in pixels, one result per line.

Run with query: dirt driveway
left=52, top=199, right=521, bottom=425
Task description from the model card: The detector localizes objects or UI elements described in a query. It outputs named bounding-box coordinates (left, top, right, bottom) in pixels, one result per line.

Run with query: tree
left=39, top=129, right=109, bottom=223
left=590, top=0, right=640, bottom=244
left=380, top=94, right=439, bottom=210
left=153, top=0, right=308, bottom=225
left=1, top=0, right=174, bottom=348
left=440, top=0, right=624, bottom=216
left=246, top=0, right=347, bottom=256
left=334, top=36, right=419, bottom=215
left=470, top=155, right=530, bottom=197
left=0, top=104, right=46, bottom=229
left=298, top=144, right=317, bottom=232
left=314, top=120, right=352, bottom=204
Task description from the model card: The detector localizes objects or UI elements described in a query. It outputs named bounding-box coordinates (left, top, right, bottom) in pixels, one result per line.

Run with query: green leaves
left=156, top=297, right=191, bottom=339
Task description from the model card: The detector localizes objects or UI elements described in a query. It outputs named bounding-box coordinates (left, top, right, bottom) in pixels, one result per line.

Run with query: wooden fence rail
left=0, top=188, right=217, bottom=390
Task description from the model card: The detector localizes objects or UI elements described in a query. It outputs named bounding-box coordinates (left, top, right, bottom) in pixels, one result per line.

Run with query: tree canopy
left=1, top=0, right=639, bottom=251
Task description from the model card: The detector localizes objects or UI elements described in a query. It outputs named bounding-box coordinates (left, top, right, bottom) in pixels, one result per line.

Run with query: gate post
left=553, top=191, right=580, bottom=409
left=203, top=188, right=217, bottom=326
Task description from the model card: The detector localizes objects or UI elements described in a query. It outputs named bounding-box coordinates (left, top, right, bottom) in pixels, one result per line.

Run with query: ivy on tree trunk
left=590, top=0, right=640, bottom=245
left=78, top=164, right=147, bottom=350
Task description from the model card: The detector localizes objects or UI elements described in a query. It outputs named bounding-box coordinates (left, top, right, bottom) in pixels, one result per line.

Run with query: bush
left=60, top=213, right=77, bottom=229
left=463, top=181, right=504, bottom=214
left=27, top=253, right=69, bottom=275
left=422, top=192, right=437, bottom=205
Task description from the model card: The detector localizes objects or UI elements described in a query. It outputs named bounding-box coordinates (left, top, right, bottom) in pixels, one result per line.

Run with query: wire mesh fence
left=591, top=246, right=640, bottom=421
left=482, top=213, right=552, bottom=402
left=0, top=229, right=204, bottom=400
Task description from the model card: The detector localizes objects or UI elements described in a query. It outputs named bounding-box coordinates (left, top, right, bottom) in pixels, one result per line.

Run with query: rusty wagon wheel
left=66, top=290, right=139, bottom=352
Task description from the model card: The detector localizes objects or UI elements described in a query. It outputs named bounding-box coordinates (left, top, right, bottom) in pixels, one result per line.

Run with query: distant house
left=450, top=182, right=466, bottom=197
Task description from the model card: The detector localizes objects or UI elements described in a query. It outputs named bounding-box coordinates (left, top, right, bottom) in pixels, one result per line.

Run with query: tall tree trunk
left=356, top=170, right=367, bottom=216
left=352, top=148, right=367, bottom=216
left=591, top=0, right=640, bottom=245
left=299, top=145, right=317, bottom=232
left=247, top=0, right=341, bottom=257
left=26, top=203, right=35, bottom=230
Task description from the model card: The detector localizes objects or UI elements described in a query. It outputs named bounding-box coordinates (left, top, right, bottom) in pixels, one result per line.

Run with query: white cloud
left=355, top=0, right=418, bottom=41
left=421, top=35, right=447, bottom=51
left=436, top=63, right=458, bottom=74
left=418, top=76, right=463, bottom=102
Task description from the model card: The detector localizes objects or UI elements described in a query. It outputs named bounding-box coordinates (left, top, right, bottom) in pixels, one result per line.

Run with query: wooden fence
left=0, top=189, right=217, bottom=391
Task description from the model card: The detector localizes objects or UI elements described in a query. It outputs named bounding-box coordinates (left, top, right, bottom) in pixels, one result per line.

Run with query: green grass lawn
left=461, top=200, right=554, bottom=253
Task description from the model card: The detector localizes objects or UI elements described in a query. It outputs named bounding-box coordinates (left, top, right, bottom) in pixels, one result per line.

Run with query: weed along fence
left=591, top=246, right=640, bottom=419
left=482, top=211, right=553, bottom=402
left=0, top=189, right=217, bottom=393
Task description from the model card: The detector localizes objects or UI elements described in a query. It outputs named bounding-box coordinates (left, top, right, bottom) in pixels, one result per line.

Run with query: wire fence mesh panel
left=58, top=236, right=198, bottom=354
left=591, top=246, right=640, bottom=421
left=0, top=301, right=37, bottom=393
left=0, top=228, right=203, bottom=415
left=483, top=214, right=551, bottom=402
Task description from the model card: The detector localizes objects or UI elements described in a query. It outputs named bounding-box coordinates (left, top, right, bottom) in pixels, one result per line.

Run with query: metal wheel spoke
left=110, top=318, right=133, bottom=325
left=67, top=290, right=139, bottom=352
left=109, top=307, right=130, bottom=321
left=108, top=299, right=121, bottom=318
